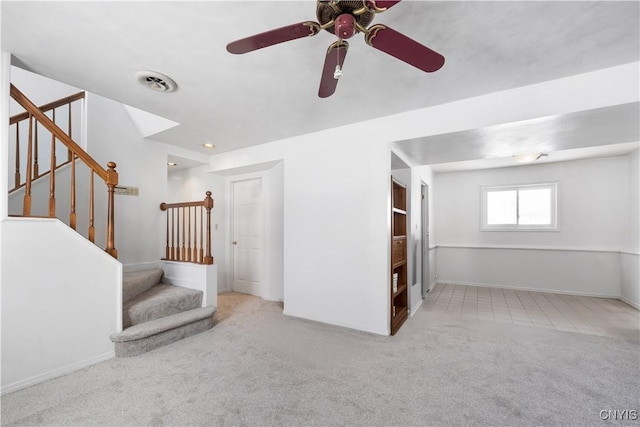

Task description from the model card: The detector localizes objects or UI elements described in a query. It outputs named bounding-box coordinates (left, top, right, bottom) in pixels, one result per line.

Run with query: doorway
left=421, top=182, right=430, bottom=299
left=231, top=178, right=264, bottom=297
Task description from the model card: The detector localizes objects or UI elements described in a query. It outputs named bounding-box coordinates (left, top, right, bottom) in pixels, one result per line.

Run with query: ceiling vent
left=136, top=71, right=177, bottom=93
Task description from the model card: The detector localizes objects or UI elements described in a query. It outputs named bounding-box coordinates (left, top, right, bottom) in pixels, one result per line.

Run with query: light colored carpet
left=2, top=292, right=638, bottom=426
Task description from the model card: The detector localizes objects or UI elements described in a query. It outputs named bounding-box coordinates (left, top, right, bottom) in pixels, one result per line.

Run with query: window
left=481, top=183, right=558, bottom=231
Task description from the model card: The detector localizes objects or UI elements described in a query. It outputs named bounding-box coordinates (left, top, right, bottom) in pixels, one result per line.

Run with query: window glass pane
left=519, top=188, right=551, bottom=224
left=487, top=190, right=517, bottom=225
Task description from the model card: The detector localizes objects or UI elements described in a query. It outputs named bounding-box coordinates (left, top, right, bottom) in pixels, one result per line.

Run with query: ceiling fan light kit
left=226, top=0, right=445, bottom=98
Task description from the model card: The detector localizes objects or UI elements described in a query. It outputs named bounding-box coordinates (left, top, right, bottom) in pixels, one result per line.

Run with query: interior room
left=1, top=1, right=638, bottom=425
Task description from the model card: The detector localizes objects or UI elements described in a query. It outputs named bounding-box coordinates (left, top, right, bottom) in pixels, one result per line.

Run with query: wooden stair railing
left=9, top=84, right=118, bottom=258
left=160, top=192, right=214, bottom=265
left=10, top=90, right=85, bottom=193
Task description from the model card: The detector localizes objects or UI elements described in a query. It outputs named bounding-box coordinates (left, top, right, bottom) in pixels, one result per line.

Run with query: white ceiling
left=2, top=1, right=639, bottom=168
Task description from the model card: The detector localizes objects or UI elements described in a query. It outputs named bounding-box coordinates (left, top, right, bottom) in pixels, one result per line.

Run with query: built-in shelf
left=393, top=283, right=408, bottom=296
left=392, top=260, right=407, bottom=270
left=390, top=177, right=408, bottom=336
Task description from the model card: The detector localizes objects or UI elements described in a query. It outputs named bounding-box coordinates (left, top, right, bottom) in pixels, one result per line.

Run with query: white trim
left=1, top=351, right=114, bottom=395
left=481, top=182, right=559, bottom=231
left=283, top=308, right=387, bottom=336
left=429, top=245, right=437, bottom=250
left=389, top=145, right=416, bottom=169
left=429, top=280, right=438, bottom=292
left=618, top=296, right=640, bottom=310
left=435, top=279, right=619, bottom=299
left=411, top=296, right=424, bottom=316
left=620, top=250, right=640, bottom=256
left=436, top=244, right=626, bottom=254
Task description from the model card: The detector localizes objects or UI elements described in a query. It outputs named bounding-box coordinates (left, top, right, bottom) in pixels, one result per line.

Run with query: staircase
left=110, top=268, right=216, bottom=357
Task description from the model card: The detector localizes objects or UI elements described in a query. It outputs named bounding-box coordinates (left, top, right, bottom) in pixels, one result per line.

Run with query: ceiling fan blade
left=227, top=21, right=321, bottom=54
left=365, top=24, right=444, bottom=72
left=318, top=40, right=348, bottom=98
left=367, top=1, right=402, bottom=12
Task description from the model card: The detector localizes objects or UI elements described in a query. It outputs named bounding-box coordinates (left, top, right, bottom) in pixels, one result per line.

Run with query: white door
left=232, top=178, right=264, bottom=296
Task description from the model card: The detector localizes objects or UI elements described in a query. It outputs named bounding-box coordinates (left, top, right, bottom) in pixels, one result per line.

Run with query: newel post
left=105, top=161, right=118, bottom=259
left=203, top=191, right=214, bottom=265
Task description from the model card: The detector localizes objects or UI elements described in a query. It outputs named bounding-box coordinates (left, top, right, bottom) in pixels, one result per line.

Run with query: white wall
left=168, top=160, right=284, bottom=301
left=85, top=93, right=168, bottom=267
left=202, top=65, right=639, bottom=334
left=1, top=218, right=121, bottom=394
left=621, top=149, right=639, bottom=307
left=6, top=67, right=169, bottom=268
left=434, top=156, right=632, bottom=297
left=208, top=132, right=391, bottom=334
left=1, top=55, right=123, bottom=394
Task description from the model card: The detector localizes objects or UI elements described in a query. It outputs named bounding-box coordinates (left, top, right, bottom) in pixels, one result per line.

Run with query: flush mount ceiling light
left=136, top=71, right=177, bottom=93
left=202, top=143, right=215, bottom=149
left=514, top=152, right=548, bottom=163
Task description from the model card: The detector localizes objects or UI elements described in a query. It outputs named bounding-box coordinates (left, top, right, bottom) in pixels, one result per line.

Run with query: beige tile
left=424, top=283, right=639, bottom=340
left=513, top=320, right=533, bottom=326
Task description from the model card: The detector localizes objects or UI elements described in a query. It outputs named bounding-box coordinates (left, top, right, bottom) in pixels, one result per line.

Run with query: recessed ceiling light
left=136, top=71, right=177, bottom=93
left=514, top=152, right=548, bottom=163
left=202, top=143, right=215, bottom=149
left=167, top=162, right=177, bottom=166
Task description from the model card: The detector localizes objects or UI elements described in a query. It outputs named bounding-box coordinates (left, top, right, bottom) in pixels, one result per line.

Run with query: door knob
left=232, top=240, right=238, bottom=245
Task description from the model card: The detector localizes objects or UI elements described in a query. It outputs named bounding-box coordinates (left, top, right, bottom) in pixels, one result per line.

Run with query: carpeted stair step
left=122, top=268, right=164, bottom=303
left=111, top=306, right=216, bottom=357
left=123, top=283, right=203, bottom=329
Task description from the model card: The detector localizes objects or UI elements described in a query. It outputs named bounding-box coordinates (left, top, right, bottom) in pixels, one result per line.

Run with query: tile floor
left=424, top=283, right=640, bottom=341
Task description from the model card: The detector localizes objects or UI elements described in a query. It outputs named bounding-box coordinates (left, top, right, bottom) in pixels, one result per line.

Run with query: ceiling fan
left=226, top=0, right=445, bottom=98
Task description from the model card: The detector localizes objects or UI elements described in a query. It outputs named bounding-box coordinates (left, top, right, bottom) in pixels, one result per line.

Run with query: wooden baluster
left=175, top=208, right=179, bottom=260
left=204, top=191, right=214, bottom=264
left=89, top=171, right=95, bottom=243
left=68, top=102, right=72, bottom=138
left=14, top=123, right=20, bottom=188
left=199, top=206, right=204, bottom=263
left=23, top=115, right=33, bottom=216
left=182, top=207, right=186, bottom=261
left=33, top=116, right=39, bottom=178
left=192, top=206, right=197, bottom=262
left=70, top=154, right=77, bottom=229
left=161, top=203, right=169, bottom=259
left=186, top=206, right=191, bottom=262
left=172, top=208, right=177, bottom=260
left=49, top=131, right=56, bottom=217
left=105, top=162, right=118, bottom=259
left=168, top=208, right=172, bottom=260
left=68, top=103, right=73, bottom=162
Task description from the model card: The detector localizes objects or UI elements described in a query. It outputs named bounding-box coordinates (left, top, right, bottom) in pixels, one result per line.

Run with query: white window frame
left=481, top=182, right=559, bottom=231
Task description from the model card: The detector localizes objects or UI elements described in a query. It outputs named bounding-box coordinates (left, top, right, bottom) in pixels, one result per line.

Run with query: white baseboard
left=429, top=280, right=438, bottom=292
left=618, top=296, right=640, bottom=310
left=411, top=297, right=424, bottom=316
left=1, top=351, right=114, bottom=395
left=435, top=279, right=619, bottom=300
left=282, top=308, right=388, bottom=336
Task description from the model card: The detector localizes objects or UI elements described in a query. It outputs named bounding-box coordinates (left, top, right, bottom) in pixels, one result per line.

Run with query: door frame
left=230, top=176, right=265, bottom=297
left=227, top=173, right=268, bottom=299
left=421, top=181, right=430, bottom=299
